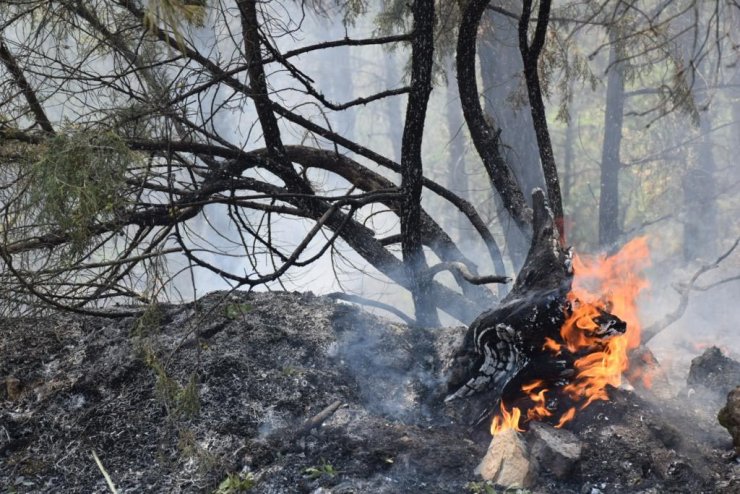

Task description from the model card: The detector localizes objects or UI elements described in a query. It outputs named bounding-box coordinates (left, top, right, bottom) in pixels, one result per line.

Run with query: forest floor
left=1, top=291, right=738, bottom=493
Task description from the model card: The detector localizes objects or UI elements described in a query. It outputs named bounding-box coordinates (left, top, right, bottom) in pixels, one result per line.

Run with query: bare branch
left=643, top=237, right=740, bottom=343
left=0, top=38, right=54, bottom=133
left=327, top=292, right=415, bottom=325
left=425, top=262, right=511, bottom=285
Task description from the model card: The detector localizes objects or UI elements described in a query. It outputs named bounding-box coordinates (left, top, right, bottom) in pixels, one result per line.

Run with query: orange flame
left=523, top=380, right=553, bottom=421
left=490, top=237, right=650, bottom=434
left=491, top=402, right=525, bottom=435
left=559, top=236, right=650, bottom=419
left=555, top=407, right=577, bottom=428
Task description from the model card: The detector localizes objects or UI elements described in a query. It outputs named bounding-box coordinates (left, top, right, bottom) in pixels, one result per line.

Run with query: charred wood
left=446, top=190, right=627, bottom=430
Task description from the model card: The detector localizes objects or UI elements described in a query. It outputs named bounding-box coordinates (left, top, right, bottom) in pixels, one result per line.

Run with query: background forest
left=0, top=0, right=738, bottom=365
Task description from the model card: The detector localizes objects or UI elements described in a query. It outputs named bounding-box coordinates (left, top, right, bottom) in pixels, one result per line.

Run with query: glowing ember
left=491, top=237, right=651, bottom=435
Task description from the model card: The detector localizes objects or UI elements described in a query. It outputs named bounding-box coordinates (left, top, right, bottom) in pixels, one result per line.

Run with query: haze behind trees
left=0, top=0, right=737, bottom=338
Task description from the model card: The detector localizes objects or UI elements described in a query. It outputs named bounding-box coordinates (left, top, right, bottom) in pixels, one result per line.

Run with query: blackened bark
left=518, top=0, right=564, bottom=239
left=457, top=0, right=532, bottom=234
left=446, top=189, right=574, bottom=421
left=401, top=0, right=439, bottom=327
left=479, top=7, right=542, bottom=271
left=598, top=39, right=625, bottom=249
left=237, top=1, right=283, bottom=158
left=237, top=0, right=310, bottom=195
left=506, top=189, right=572, bottom=301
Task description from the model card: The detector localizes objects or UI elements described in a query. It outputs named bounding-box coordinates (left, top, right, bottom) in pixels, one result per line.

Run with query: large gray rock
left=688, top=346, right=740, bottom=397
left=528, top=422, right=582, bottom=478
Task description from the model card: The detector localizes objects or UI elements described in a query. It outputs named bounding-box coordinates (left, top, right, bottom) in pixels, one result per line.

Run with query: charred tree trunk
left=446, top=190, right=574, bottom=417
left=457, top=0, right=532, bottom=235
left=598, top=38, right=625, bottom=249
left=518, top=0, right=563, bottom=239
left=446, top=190, right=629, bottom=431
left=401, top=0, right=439, bottom=327
left=479, top=6, right=542, bottom=271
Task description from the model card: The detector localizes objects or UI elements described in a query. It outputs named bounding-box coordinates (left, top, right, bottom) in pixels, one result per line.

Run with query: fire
left=491, top=237, right=651, bottom=435
left=568, top=237, right=650, bottom=350
left=561, top=236, right=650, bottom=414
left=522, top=380, right=552, bottom=422
left=491, top=402, right=524, bottom=435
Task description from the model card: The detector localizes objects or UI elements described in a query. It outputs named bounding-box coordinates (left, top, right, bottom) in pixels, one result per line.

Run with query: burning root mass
left=447, top=191, right=653, bottom=437
left=494, top=237, right=652, bottom=435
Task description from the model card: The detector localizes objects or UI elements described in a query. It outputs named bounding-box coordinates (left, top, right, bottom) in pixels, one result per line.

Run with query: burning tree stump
left=445, top=190, right=573, bottom=418
left=446, top=190, right=628, bottom=431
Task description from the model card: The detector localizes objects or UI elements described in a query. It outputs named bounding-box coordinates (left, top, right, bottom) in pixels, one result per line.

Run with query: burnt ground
left=0, top=291, right=738, bottom=493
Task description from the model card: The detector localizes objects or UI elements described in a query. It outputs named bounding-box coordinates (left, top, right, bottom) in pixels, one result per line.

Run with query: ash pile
left=0, top=290, right=737, bottom=493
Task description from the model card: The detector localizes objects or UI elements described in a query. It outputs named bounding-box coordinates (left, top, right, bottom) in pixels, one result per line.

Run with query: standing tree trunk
left=598, top=37, right=625, bottom=249
left=457, top=0, right=532, bottom=235
left=519, top=0, right=563, bottom=239
left=401, top=0, right=439, bottom=327
left=479, top=5, right=544, bottom=271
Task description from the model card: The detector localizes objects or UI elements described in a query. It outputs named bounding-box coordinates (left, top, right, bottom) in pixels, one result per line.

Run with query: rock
left=687, top=347, right=740, bottom=397
left=718, top=386, right=740, bottom=454
left=527, top=422, right=582, bottom=478
left=476, top=428, right=538, bottom=488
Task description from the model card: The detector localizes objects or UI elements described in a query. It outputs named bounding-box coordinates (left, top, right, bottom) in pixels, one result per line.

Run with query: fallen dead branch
left=327, top=292, right=415, bottom=325
left=296, top=400, right=344, bottom=437
left=91, top=450, right=118, bottom=494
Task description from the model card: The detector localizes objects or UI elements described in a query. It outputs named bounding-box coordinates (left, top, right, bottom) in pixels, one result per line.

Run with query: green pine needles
left=27, top=130, right=132, bottom=254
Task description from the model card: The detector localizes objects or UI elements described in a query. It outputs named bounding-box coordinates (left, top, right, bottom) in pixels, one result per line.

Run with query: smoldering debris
left=0, top=291, right=738, bottom=493
left=688, top=346, right=740, bottom=401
